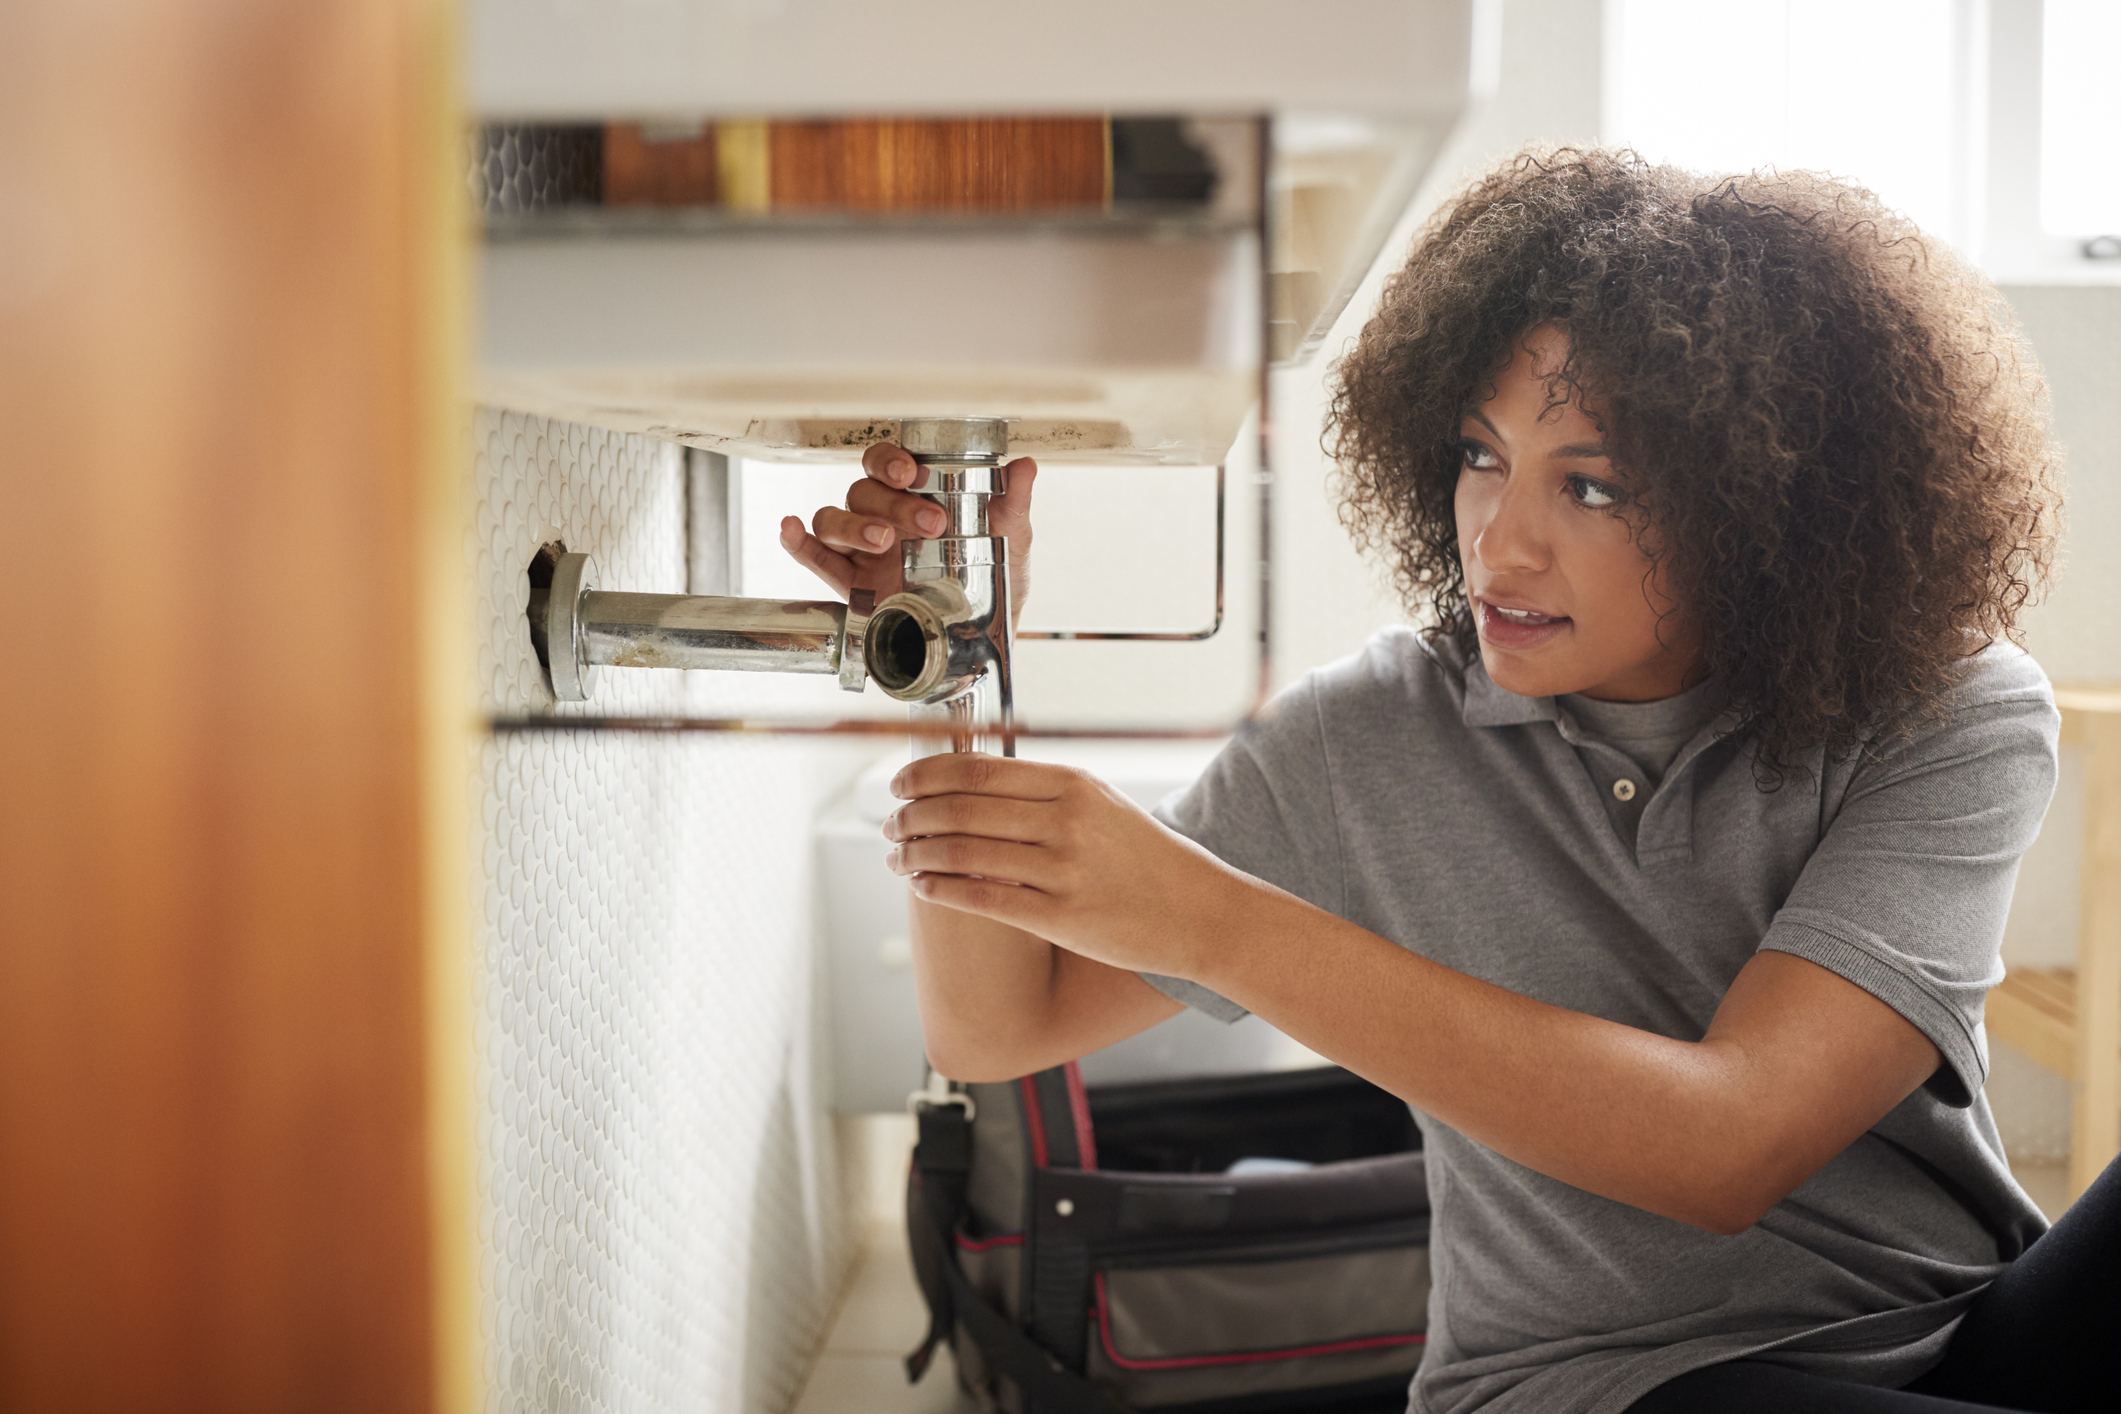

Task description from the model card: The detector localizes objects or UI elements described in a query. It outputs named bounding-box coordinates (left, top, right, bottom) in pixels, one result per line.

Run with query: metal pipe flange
left=544, top=551, right=598, bottom=703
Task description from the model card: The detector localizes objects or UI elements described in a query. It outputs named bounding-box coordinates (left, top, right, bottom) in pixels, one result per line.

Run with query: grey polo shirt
left=1144, top=628, right=2055, bottom=1414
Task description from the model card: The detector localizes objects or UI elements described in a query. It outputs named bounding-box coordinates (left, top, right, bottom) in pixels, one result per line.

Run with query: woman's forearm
left=1189, top=885, right=1935, bottom=1234
left=1196, top=899, right=1739, bottom=1227
left=909, top=893, right=1180, bottom=1082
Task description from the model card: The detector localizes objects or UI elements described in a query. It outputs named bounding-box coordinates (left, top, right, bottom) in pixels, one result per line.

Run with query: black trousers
left=1626, top=1154, right=2121, bottom=1413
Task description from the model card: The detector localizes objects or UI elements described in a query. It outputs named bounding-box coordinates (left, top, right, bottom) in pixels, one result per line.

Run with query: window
left=1604, top=0, right=1981, bottom=251
left=2041, top=0, right=2121, bottom=237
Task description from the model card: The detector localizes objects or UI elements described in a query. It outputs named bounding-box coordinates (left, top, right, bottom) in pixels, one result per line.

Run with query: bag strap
left=905, top=1087, right=1133, bottom=1414
left=941, top=1254, right=1134, bottom=1414
left=904, top=1095, right=972, bottom=1383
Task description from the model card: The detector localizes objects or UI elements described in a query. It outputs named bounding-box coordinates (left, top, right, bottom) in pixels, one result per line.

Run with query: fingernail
left=865, top=525, right=890, bottom=547
left=920, top=509, right=946, bottom=534
left=885, top=847, right=902, bottom=871
left=893, top=460, right=916, bottom=485
left=890, top=771, right=907, bottom=797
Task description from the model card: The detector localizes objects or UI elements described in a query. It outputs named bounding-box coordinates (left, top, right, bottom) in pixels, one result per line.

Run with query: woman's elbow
left=1684, top=1200, right=1770, bottom=1238
left=921, top=1025, right=1054, bottom=1085
left=923, top=1042, right=1024, bottom=1085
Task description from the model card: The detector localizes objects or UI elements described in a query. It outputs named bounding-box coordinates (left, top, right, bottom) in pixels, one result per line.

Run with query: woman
left=779, top=150, right=2112, bottom=1413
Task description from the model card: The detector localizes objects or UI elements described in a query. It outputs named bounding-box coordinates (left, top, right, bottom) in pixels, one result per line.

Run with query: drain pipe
left=530, top=549, right=873, bottom=701
left=526, top=416, right=1014, bottom=756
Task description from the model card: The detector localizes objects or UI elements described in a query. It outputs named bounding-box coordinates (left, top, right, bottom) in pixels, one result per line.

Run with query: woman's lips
left=1478, top=599, right=1571, bottom=649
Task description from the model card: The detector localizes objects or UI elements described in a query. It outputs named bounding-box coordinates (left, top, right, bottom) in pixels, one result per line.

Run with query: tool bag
left=905, top=1063, right=1431, bottom=1414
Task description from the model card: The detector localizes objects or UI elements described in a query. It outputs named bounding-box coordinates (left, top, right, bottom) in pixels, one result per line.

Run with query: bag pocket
left=1086, top=1227, right=1429, bottom=1408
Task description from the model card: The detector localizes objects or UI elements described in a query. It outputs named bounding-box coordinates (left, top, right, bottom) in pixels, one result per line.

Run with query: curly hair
left=1328, top=147, right=2060, bottom=775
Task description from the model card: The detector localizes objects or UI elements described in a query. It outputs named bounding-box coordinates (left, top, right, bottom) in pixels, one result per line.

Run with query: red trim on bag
left=1019, top=1075, right=1050, bottom=1167
left=1062, top=1061, right=1097, bottom=1170
left=1092, top=1272, right=1425, bottom=1371
left=954, top=1231, right=1025, bottom=1253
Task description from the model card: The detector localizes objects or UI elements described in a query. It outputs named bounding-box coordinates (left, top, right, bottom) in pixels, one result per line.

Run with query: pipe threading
left=866, top=606, right=933, bottom=695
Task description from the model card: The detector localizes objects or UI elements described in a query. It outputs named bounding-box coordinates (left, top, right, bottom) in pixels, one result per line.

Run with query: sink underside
left=478, top=364, right=1258, bottom=464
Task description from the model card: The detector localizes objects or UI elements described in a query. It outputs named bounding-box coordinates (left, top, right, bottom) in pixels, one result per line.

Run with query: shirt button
left=1612, top=778, right=1638, bottom=802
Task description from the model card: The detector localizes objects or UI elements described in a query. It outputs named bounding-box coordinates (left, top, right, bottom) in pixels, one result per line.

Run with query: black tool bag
left=905, top=1063, right=1430, bottom=1414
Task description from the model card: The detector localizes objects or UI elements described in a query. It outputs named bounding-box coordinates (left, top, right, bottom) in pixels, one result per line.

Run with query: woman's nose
left=1472, top=481, right=1549, bottom=573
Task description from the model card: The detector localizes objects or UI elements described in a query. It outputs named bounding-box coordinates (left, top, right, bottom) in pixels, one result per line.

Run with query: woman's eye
left=1567, top=474, right=1626, bottom=510
left=1459, top=440, right=1500, bottom=471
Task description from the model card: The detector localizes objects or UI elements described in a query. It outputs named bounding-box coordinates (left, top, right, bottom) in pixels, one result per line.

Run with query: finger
left=989, top=458, right=1039, bottom=537
left=888, top=835, right=1052, bottom=884
left=884, top=793, right=1051, bottom=845
left=779, top=517, right=857, bottom=597
left=909, top=871, right=1057, bottom=931
left=892, top=754, right=1074, bottom=803
left=812, top=504, right=902, bottom=554
left=848, top=479, right=949, bottom=540
left=862, top=441, right=924, bottom=490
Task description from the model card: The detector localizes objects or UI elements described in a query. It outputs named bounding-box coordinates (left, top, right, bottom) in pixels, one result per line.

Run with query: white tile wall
left=472, top=410, right=867, bottom=1412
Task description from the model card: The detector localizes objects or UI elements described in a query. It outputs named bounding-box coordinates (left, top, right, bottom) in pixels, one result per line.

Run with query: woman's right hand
left=777, top=440, right=1038, bottom=616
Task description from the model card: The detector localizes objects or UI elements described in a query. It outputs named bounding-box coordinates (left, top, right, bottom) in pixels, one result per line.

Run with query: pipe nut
left=897, top=416, right=1012, bottom=462
left=839, top=588, right=874, bottom=693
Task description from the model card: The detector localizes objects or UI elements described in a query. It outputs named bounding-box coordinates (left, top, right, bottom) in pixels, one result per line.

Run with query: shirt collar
left=1460, top=657, right=1739, bottom=749
left=1461, top=657, right=1561, bottom=728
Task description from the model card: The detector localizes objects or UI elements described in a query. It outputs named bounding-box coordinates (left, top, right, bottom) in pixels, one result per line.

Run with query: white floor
left=789, top=1220, right=976, bottom=1414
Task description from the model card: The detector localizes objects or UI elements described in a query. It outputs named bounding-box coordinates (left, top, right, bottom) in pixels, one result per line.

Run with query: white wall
left=1986, top=286, right=2121, bottom=1160
left=472, top=411, right=871, bottom=1413
left=2005, top=286, right=2121, bottom=688
left=1995, top=283, right=2120, bottom=980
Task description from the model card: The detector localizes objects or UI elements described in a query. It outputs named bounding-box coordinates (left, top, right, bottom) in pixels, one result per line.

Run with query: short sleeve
left=1140, top=676, right=1344, bottom=1023
left=1758, top=649, right=2060, bottom=1106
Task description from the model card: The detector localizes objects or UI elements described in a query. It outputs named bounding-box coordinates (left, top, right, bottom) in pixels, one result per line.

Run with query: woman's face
left=1454, top=325, right=1704, bottom=702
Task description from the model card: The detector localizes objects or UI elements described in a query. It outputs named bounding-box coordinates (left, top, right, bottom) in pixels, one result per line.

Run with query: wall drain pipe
left=529, top=547, right=873, bottom=701
left=527, top=416, right=1014, bottom=756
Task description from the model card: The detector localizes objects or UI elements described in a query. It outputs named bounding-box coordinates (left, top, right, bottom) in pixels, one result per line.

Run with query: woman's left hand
left=882, top=754, right=1254, bottom=977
